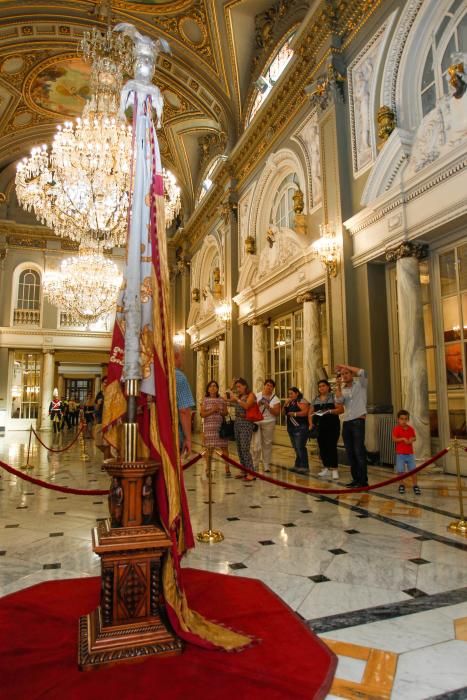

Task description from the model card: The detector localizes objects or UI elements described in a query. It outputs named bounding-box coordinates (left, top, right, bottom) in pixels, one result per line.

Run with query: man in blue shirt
left=174, top=349, right=195, bottom=456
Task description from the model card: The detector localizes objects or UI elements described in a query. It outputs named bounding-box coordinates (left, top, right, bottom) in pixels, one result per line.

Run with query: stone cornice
left=345, top=152, right=467, bottom=237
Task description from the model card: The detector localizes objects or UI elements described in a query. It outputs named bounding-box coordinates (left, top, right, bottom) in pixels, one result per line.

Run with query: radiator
left=378, top=415, right=397, bottom=465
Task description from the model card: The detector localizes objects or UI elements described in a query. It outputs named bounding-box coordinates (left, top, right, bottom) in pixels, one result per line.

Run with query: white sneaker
left=318, top=468, right=330, bottom=478
left=331, top=470, right=339, bottom=480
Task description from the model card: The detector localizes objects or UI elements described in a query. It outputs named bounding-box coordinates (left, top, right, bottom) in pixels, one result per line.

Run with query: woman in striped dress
left=228, top=378, right=257, bottom=481
left=200, top=381, right=230, bottom=476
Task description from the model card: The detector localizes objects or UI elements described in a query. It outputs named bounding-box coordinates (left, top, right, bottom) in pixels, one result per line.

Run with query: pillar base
left=78, top=607, right=182, bottom=670
left=78, top=516, right=183, bottom=670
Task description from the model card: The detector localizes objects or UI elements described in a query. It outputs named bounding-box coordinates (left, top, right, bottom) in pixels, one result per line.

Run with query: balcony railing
left=59, top=312, right=85, bottom=329
left=13, top=309, right=41, bottom=326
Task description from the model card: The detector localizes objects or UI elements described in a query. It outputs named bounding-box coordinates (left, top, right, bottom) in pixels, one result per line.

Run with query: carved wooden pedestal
left=78, top=460, right=183, bottom=670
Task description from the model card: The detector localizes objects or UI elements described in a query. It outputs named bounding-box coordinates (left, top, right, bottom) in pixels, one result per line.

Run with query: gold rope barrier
left=197, top=450, right=224, bottom=544
left=21, top=424, right=33, bottom=470
left=79, top=421, right=90, bottom=462
left=448, top=437, right=467, bottom=537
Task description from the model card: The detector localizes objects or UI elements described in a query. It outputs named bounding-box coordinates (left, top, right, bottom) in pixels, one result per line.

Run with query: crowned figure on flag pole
left=100, top=23, right=251, bottom=652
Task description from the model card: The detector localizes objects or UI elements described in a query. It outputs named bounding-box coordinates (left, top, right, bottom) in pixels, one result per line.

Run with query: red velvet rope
left=0, top=459, right=110, bottom=495
left=31, top=425, right=85, bottom=453
left=182, top=452, right=205, bottom=470
left=0, top=451, right=204, bottom=497
left=215, top=448, right=450, bottom=496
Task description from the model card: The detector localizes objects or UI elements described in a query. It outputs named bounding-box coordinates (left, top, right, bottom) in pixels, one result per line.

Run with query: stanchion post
left=197, top=450, right=224, bottom=544
left=22, top=424, right=33, bottom=470
left=79, top=421, right=90, bottom=462
left=448, top=437, right=467, bottom=536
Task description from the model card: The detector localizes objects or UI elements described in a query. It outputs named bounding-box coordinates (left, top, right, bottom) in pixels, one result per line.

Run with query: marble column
left=58, top=374, right=64, bottom=399
left=388, top=243, right=430, bottom=459
left=195, top=347, right=208, bottom=433
left=95, top=375, right=101, bottom=397
left=248, top=318, right=268, bottom=392
left=40, top=349, right=55, bottom=431
left=218, top=336, right=226, bottom=395
left=299, top=293, right=324, bottom=398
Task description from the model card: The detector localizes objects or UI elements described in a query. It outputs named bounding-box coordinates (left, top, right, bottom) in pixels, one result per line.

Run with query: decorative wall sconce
left=215, top=299, right=232, bottom=329
left=173, top=330, right=185, bottom=346
left=311, top=223, right=339, bottom=277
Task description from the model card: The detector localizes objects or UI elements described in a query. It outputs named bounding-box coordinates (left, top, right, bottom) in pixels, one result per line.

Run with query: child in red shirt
left=392, top=409, right=420, bottom=495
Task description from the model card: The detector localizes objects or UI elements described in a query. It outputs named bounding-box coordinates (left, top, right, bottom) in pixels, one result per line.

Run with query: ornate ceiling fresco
left=0, top=0, right=382, bottom=227
left=0, top=0, right=263, bottom=219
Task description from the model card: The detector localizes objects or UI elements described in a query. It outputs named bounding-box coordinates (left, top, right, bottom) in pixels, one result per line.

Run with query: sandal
left=244, top=475, right=256, bottom=481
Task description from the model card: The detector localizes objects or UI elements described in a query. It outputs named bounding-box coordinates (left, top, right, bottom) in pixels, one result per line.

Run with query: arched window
left=246, top=31, right=296, bottom=126
left=198, top=156, right=223, bottom=204
left=420, top=1, right=467, bottom=116
left=13, top=267, right=41, bottom=326
left=270, top=174, right=297, bottom=230
left=17, top=268, right=40, bottom=310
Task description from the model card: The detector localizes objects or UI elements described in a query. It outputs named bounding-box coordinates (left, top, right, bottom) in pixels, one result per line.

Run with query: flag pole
left=78, top=24, right=182, bottom=669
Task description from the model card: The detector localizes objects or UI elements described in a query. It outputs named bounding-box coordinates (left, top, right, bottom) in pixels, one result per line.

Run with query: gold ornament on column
left=244, top=235, right=256, bottom=254
left=377, top=105, right=396, bottom=143
left=212, top=266, right=223, bottom=300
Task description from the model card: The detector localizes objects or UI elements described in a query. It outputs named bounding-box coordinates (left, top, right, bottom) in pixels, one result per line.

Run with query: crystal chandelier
left=43, top=248, right=122, bottom=324
left=163, top=168, right=181, bottom=227
left=16, top=26, right=133, bottom=250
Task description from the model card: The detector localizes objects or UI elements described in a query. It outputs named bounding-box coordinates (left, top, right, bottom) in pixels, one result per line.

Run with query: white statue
left=300, top=116, right=322, bottom=207
left=114, top=23, right=170, bottom=127
left=354, top=59, right=373, bottom=162
left=309, top=117, right=322, bottom=206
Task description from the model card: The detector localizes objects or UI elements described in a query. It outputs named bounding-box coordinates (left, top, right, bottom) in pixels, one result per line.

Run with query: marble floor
left=1, top=429, right=467, bottom=699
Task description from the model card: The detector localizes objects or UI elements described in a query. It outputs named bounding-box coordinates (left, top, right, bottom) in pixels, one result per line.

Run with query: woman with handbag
left=310, top=379, right=343, bottom=480
left=228, top=378, right=257, bottom=481
left=283, top=387, right=310, bottom=474
left=200, top=381, right=230, bottom=476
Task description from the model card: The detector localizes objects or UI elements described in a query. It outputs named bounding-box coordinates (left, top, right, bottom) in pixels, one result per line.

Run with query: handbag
left=245, top=402, right=264, bottom=423
left=219, top=415, right=235, bottom=440
left=307, top=425, right=319, bottom=440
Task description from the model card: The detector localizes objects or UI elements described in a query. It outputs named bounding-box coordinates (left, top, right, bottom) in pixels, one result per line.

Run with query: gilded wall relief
left=25, top=56, right=91, bottom=119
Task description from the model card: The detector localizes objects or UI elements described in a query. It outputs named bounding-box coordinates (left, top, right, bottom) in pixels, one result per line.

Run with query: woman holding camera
left=227, top=378, right=257, bottom=481
left=283, top=387, right=310, bottom=474
left=310, top=379, right=343, bottom=480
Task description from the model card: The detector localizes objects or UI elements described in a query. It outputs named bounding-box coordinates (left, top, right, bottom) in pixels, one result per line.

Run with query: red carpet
left=0, top=568, right=336, bottom=699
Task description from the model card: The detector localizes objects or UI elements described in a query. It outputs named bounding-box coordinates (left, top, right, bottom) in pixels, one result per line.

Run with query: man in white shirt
left=251, top=378, right=281, bottom=473
left=335, top=364, right=368, bottom=487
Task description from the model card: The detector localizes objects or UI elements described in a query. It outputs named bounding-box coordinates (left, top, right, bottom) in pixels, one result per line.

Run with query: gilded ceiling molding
left=6, top=234, right=46, bottom=249
left=180, top=0, right=382, bottom=251
left=198, top=130, right=227, bottom=172
left=111, top=0, right=193, bottom=13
